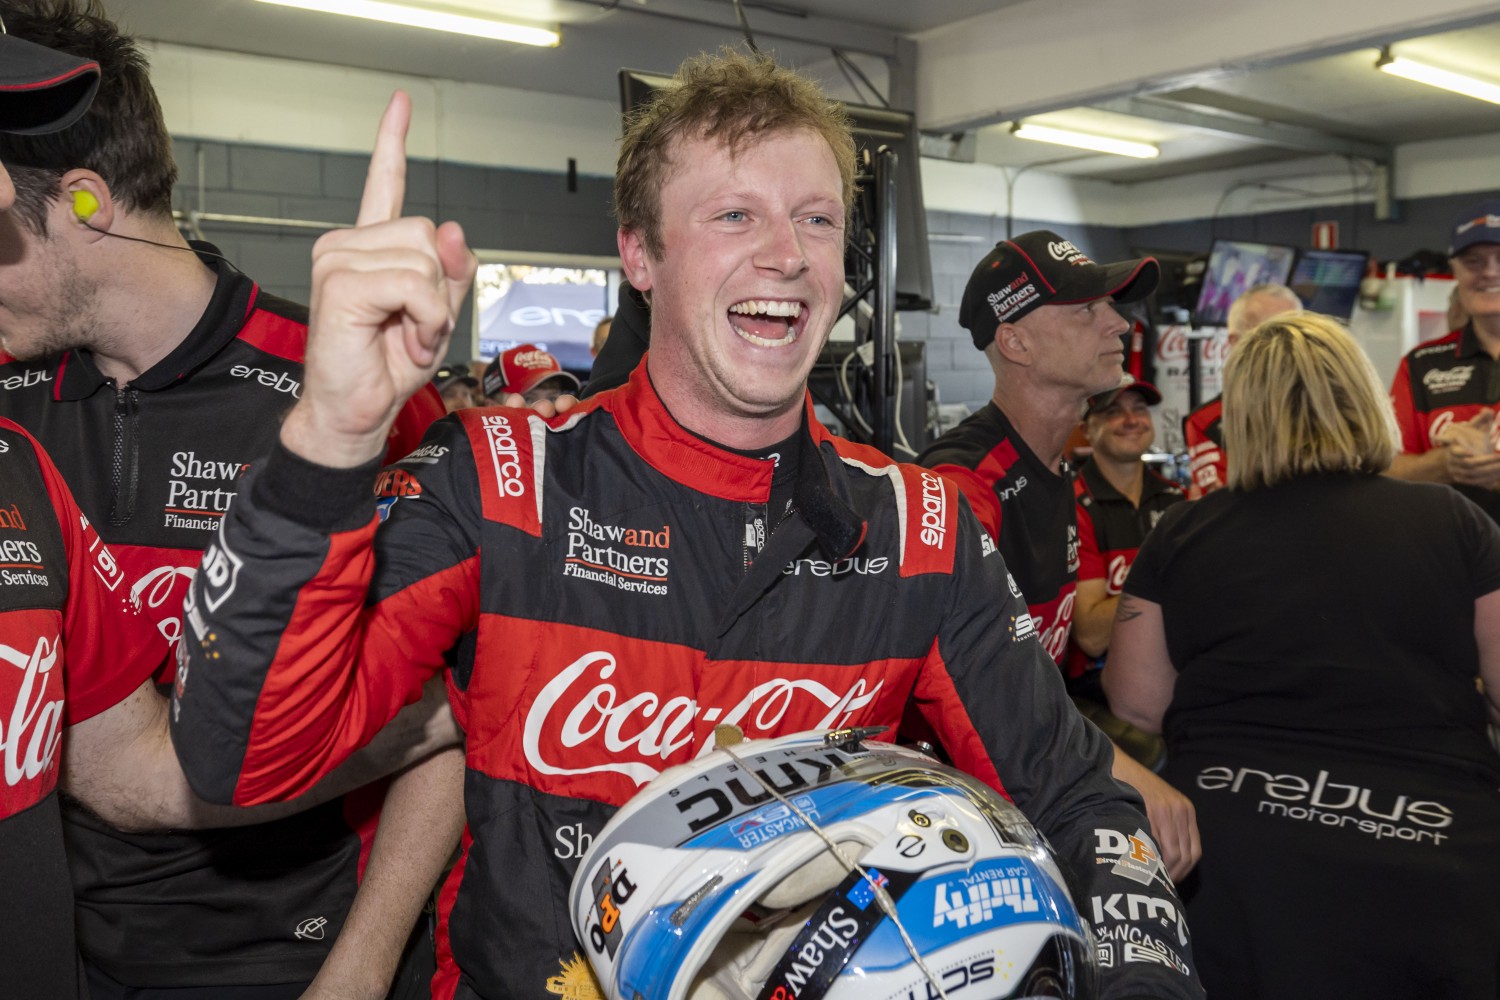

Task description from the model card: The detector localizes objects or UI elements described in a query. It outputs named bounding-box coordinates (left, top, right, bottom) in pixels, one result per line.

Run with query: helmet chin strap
left=713, top=727, right=952, bottom=1000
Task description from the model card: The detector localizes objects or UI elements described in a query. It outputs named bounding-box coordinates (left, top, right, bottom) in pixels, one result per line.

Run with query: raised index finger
left=356, top=90, right=411, bottom=227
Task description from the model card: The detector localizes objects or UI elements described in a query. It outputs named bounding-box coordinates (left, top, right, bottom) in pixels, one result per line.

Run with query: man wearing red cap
left=917, top=231, right=1199, bottom=878
left=481, top=343, right=580, bottom=405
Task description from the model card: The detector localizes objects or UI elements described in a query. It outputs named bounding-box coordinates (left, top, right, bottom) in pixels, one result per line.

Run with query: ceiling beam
left=1092, top=96, right=1394, bottom=163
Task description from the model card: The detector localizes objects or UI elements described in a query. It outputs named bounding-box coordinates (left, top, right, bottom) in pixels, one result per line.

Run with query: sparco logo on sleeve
left=482, top=414, right=527, bottom=497
left=521, top=652, right=884, bottom=785
left=918, top=471, right=947, bottom=547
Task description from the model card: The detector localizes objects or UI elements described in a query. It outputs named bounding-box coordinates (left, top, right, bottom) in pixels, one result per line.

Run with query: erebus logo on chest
left=163, top=451, right=250, bottom=531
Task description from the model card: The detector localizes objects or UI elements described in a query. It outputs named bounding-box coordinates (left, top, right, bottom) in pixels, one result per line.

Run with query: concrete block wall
left=170, top=136, right=618, bottom=357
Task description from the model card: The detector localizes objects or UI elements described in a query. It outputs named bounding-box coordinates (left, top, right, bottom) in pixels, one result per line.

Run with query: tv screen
left=620, top=69, right=934, bottom=310
left=1288, top=249, right=1370, bottom=321
left=1193, top=240, right=1297, bottom=327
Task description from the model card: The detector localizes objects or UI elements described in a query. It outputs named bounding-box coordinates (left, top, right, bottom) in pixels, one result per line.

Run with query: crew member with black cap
left=433, top=362, right=480, bottom=411
left=1388, top=198, right=1500, bottom=523
left=917, top=231, right=1201, bottom=878
left=1067, top=376, right=1183, bottom=767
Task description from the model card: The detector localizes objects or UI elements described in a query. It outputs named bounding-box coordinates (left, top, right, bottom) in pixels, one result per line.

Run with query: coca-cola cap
left=959, top=231, right=1158, bottom=351
left=484, top=344, right=581, bottom=399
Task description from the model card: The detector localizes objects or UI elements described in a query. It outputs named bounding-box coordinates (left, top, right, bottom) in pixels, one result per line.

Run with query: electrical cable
left=832, top=49, right=889, bottom=109
left=731, top=0, right=761, bottom=54
left=717, top=731, right=952, bottom=1000
left=84, top=220, right=236, bottom=265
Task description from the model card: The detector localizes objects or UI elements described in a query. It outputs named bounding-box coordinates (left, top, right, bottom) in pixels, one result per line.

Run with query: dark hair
left=0, top=0, right=176, bottom=233
left=615, top=47, right=856, bottom=259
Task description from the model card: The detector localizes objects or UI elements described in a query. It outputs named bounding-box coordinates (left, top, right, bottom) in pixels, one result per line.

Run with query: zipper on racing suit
left=108, top=381, right=141, bottom=526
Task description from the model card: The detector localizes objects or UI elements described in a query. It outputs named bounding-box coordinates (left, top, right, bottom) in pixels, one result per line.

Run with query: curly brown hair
left=614, top=47, right=856, bottom=259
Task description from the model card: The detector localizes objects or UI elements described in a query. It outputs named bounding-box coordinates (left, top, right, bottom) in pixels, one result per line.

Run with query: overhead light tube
left=1011, top=122, right=1159, bottom=160
left=1377, top=50, right=1500, bottom=105
left=253, top=0, right=561, bottom=47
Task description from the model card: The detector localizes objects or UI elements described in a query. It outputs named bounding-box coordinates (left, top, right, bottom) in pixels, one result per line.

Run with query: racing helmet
left=568, top=729, right=1096, bottom=1000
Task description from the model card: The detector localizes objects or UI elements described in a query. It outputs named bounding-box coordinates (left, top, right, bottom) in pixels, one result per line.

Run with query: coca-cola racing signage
left=1153, top=325, right=1229, bottom=454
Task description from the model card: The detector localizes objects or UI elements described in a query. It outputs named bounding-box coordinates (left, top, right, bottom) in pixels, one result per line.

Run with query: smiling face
left=1452, top=243, right=1500, bottom=323
left=1085, top=389, right=1156, bottom=465
left=1010, top=296, right=1130, bottom=401
left=622, top=128, right=846, bottom=449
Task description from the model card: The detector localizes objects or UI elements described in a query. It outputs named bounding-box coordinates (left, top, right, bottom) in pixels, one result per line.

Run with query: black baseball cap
left=432, top=365, right=478, bottom=392
left=1449, top=199, right=1500, bottom=257
left=0, top=31, right=100, bottom=134
left=1085, top=376, right=1162, bottom=416
left=959, top=231, right=1159, bottom=350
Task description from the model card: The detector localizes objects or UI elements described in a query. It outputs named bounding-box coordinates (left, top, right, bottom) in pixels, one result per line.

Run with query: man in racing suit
left=170, top=51, right=1205, bottom=1000
left=0, top=3, right=462, bottom=996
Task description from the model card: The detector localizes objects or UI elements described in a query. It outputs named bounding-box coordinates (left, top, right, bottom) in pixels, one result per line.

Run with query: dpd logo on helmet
left=586, top=858, right=636, bottom=958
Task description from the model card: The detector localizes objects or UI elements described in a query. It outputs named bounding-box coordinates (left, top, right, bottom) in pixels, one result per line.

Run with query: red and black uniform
left=0, top=419, right=161, bottom=999
left=1065, top=459, right=1185, bottom=693
left=170, top=362, right=1203, bottom=1000
left=1182, top=396, right=1225, bottom=496
left=917, top=402, right=1078, bottom=665
left=1390, top=323, right=1500, bottom=523
left=0, top=248, right=443, bottom=992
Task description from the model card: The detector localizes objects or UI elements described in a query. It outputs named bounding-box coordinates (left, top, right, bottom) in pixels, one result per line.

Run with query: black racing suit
left=171, top=361, right=1204, bottom=1000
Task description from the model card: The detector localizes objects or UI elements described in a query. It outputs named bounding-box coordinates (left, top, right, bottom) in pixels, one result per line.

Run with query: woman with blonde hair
left=1103, top=312, right=1500, bottom=999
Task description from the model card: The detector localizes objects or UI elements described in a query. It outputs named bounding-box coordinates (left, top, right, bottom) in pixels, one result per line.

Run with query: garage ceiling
left=102, top=0, right=1500, bottom=183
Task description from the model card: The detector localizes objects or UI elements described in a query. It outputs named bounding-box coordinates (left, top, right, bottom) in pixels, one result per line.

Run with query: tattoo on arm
left=1115, top=594, right=1144, bottom=624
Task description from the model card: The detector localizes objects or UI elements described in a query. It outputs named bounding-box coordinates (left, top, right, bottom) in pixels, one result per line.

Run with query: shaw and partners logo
left=564, top=506, right=671, bottom=596
left=521, top=651, right=884, bottom=785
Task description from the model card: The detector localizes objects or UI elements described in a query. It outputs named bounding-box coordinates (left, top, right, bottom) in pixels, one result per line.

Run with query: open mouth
left=728, top=299, right=805, bottom=347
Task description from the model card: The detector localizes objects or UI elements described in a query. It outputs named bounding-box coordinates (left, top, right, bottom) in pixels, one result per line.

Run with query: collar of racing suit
left=605, top=357, right=867, bottom=564
left=51, top=242, right=257, bottom=400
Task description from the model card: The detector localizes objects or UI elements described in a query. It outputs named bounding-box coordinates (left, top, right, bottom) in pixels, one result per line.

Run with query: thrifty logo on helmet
left=521, top=652, right=884, bottom=784
left=586, top=859, right=637, bottom=959
left=987, top=271, right=1039, bottom=323
left=564, top=506, right=670, bottom=596
left=918, top=472, right=947, bottom=547
left=932, top=871, right=1038, bottom=929
left=482, top=413, right=528, bottom=498
left=1093, top=828, right=1165, bottom=887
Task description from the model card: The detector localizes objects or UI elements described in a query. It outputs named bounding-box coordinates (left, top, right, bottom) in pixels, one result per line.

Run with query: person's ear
left=60, top=169, right=112, bottom=238
left=617, top=227, right=655, bottom=293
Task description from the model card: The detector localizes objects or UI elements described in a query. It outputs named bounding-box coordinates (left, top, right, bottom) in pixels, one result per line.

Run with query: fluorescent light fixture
left=253, top=0, right=561, bottom=47
left=1377, top=50, right=1500, bottom=105
left=1011, top=122, right=1159, bottom=159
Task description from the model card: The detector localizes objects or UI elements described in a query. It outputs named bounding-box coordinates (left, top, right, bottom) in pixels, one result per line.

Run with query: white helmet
left=568, top=729, right=1096, bottom=1000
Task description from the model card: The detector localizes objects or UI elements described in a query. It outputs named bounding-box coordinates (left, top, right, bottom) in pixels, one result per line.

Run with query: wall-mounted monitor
left=1288, top=249, right=1370, bottom=321
left=620, top=68, right=934, bottom=310
left=1193, top=240, right=1297, bottom=328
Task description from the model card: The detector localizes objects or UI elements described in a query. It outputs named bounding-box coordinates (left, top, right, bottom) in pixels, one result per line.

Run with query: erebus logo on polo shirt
left=564, top=506, right=670, bottom=596
left=1421, top=366, right=1475, bottom=394
left=0, top=368, right=51, bottom=392
left=229, top=364, right=302, bottom=398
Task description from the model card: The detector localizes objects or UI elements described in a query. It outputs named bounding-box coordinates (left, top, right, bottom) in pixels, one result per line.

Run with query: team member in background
left=481, top=342, right=580, bottom=406
left=170, top=51, right=1204, bottom=1000
left=1182, top=282, right=1300, bottom=498
left=589, top=315, right=612, bottom=357
left=0, top=3, right=462, bottom=997
left=1387, top=200, right=1500, bottom=522
left=433, top=363, right=482, bottom=412
left=1067, top=377, right=1184, bottom=767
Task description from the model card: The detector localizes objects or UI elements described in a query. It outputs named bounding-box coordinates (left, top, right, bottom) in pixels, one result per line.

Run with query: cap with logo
left=1449, top=199, right=1500, bottom=257
left=483, top=344, right=581, bottom=399
left=1084, top=375, right=1162, bottom=417
left=958, top=231, right=1159, bottom=351
left=431, top=364, right=478, bottom=393
left=0, top=30, right=101, bottom=134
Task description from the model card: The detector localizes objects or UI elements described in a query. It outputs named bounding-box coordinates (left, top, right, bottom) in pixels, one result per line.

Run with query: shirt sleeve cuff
left=252, top=439, right=381, bottom=533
